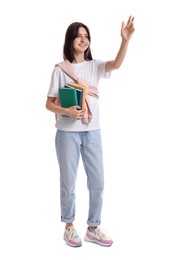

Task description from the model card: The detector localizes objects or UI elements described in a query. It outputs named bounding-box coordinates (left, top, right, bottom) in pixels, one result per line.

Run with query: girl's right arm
left=45, top=97, right=84, bottom=119
left=46, top=97, right=66, bottom=115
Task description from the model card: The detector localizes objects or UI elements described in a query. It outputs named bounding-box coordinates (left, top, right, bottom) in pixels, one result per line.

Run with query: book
left=66, top=82, right=86, bottom=110
left=65, top=85, right=83, bottom=108
left=59, top=87, right=78, bottom=109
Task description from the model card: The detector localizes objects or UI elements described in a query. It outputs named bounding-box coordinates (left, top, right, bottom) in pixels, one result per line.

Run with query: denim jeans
left=55, top=129, right=104, bottom=227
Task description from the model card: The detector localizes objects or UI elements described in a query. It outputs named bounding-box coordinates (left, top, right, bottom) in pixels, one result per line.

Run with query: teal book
left=64, top=85, right=83, bottom=108
left=59, top=87, right=78, bottom=108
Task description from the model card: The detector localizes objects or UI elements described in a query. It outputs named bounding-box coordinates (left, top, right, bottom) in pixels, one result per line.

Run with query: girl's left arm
left=105, top=16, right=135, bottom=73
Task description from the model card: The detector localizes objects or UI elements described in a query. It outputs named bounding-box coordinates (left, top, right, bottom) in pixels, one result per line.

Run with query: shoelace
left=67, top=227, right=79, bottom=239
left=94, top=228, right=110, bottom=240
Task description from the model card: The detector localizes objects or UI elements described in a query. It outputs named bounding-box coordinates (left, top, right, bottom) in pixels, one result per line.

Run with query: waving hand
left=121, top=16, right=135, bottom=41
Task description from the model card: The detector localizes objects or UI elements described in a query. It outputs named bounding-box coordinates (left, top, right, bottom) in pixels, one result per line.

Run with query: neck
left=72, top=54, right=85, bottom=64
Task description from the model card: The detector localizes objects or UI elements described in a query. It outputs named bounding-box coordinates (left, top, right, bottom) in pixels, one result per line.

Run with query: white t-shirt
left=47, top=59, right=111, bottom=131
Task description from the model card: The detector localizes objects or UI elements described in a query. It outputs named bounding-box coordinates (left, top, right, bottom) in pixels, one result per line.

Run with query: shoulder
left=50, top=64, right=63, bottom=80
left=86, top=59, right=107, bottom=73
left=55, top=60, right=64, bottom=68
left=52, top=61, right=64, bottom=73
left=87, top=59, right=106, bottom=67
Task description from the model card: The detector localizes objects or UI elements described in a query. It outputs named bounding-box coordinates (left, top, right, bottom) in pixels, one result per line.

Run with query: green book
left=65, top=85, right=83, bottom=108
left=59, top=88, right=78, bottom=118
left=59, top=87, right=78, bottom=107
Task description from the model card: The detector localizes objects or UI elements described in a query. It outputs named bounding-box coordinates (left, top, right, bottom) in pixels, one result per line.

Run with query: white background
left=0, top=0, right=174, bottom=259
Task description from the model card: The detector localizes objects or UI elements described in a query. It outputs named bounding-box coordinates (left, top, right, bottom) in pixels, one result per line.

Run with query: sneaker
left=84, top=227, right=113, bottom=247
left=63, top=226, right=82, bottom=247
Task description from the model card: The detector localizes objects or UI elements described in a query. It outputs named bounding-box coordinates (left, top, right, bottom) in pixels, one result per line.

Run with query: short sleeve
left=47, top=67, right=59, bottom=97
left=96, top=60, right=111, bottom=79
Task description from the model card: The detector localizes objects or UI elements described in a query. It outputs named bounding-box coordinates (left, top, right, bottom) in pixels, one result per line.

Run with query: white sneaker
left=64, top=226, right=82, bottom=247
left=84, top=227, right=113, bottom=247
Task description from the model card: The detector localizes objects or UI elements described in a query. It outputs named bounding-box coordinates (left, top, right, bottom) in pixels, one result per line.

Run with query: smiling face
left=72, top=27, right=90, bottom=56
left=63, top=22, right=92, bottom=62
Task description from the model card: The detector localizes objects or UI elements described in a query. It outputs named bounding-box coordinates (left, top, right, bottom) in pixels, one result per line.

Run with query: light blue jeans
left=55, top=129, right=104, bottom=227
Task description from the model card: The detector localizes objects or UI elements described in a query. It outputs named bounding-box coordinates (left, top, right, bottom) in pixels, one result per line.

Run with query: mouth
left=79, top=44, right=87, bottom=48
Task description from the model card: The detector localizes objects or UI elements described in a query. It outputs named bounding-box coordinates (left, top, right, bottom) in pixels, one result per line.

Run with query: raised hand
left=121, top=16, right=135, bottom=41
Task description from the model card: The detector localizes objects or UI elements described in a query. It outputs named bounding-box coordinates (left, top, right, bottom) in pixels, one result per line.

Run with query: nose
left=80, top=36, right=85, bottom=42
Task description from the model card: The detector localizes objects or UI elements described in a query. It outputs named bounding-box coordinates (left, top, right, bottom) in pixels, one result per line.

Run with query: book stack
left=59, top=82, right=86, bottom=110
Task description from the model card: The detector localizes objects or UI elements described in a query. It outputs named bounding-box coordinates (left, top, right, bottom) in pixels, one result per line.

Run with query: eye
left=75, top=34, right=89, bottom=39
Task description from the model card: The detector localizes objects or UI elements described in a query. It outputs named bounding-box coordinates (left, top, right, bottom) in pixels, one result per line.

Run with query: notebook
left=65, top=85, right=83, bottom=108
left=59, top=87, right=78, bottom=108
left=66, top=82, right=86, bottom=110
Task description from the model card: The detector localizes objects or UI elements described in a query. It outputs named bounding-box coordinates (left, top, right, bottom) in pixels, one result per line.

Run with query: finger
left=73, top=105, right=81, bottom=110
left=78, top=111, right=84, bottom=116
left=126, top=15, right=132, bottom=26
left=130, top=17, right=135, bottom=30
left=77, top=114, right=83, bottom=120
left=130, top=16, right=135, bottom=26
left=121, top=21, right=125, bottom=30
left=127, top=15, right=134, bottom=27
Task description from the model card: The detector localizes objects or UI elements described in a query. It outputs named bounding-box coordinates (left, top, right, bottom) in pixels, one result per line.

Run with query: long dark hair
left=63, top=22, right=93, bottom=63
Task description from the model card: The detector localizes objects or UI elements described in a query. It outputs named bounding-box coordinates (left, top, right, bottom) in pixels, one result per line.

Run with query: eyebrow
left=77, top=33, right=89, bottom=36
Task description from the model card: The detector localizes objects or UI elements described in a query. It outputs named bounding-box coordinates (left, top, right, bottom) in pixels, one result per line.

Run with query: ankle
left=65, top=223, right=73, bottom=229
left=88, top=226, right=97, bottom=232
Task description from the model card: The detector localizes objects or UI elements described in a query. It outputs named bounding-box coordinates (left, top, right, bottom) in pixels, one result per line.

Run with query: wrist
left=57, top=106, right=69, bottom=116
left=121, top=37, right=129, bottom=44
